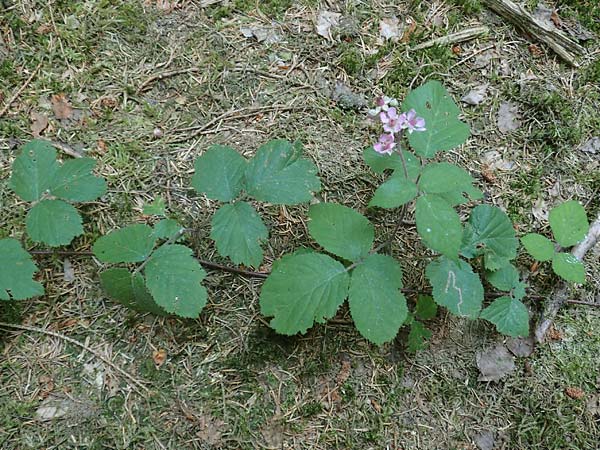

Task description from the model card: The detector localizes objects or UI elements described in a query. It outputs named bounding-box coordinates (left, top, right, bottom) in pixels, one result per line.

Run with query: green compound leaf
left=407, top=320, right=433, bottom=352
left=152, top=219, right=183, bottom=240
left=9, top=139, right=59, bottom=202
left=461, top=205, right=518, bottom=270
left=552, top=252, right=586, bottom=283
left=260, top=253, right=350, bottom=335
left=521, top=233, right=554, bottom=262
left=418, top=162, right=482, bottom=203
left=49, top=158, right=106, bottom=202
left=144, top=244, right=207, bottom=318
left=93, top=224, right=156, bottom=263
left=415, top=194, right=463, bottom=258
left=426, top=257, right=483, bottom=318
left=415, top=294, right=438, bottom=320
left=26, top=199, right=83, bottom=247
left=548, top=200, right=589, bottom=247
left=308, top=203, right=374, bottom=262
left=348, top=254, right=408, bottom=345
left=192, top=145, right=247, bottom=202
left=245, top=139, right=321, bottom=205
left=363, top=147, right=421, bottom=180
left=99, top=268, right=166, bottom=316
left=0, top=238, right=44, bottom=300
left=143, top=197, right=167, bottom=216
left=481, top=296, right=529, bottom=337
left=369, top=173, right=418, bottom=209
left=402, top=80, right=470, bottom=158
left=210, top=202, right=268, bottom=267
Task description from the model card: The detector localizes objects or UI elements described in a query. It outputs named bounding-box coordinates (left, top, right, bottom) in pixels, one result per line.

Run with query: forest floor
left=1, top=1, right=599, bottom=449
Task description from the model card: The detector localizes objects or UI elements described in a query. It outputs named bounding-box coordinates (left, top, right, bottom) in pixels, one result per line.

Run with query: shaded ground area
left=1, top=1, right=599, bottom=448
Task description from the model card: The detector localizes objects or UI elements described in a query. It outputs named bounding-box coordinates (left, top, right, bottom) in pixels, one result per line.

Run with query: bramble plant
left=1, top=81, right=590, bottom=350
left=191, top=140, right=321, bottom=267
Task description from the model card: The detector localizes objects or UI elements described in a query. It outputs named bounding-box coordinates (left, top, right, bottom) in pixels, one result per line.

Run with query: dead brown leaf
left=38, top=375, right=55, bottom=400
left=196, top=415, right=225, bottom=445
left=401, top=17, right=417, bottom=43
left=51, top=94, right=73, bottom=120
left=565, top=386, right=585, bottom=400
left=36, top=23, right=53, bottom=34
left=96, top=139, right=108, bottom=154
left=548, top=326, right=563, bottom=341
left=528, top=44, right=544, bottom=58
left=152, top=349, right=167, bottom=368
left=550, top=10, right=561, bottom=28
left=336, top=358, right=351, bottom=385
left=30, top=111, right=48, bottom=137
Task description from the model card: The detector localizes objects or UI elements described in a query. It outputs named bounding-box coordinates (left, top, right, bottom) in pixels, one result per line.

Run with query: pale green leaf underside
left=348, top=254, right=408, bottom=345
left=260, top=253, right=350, bottom=335
left=152, top=219, right=182, bottom=240
left=369, top=174, right=418, bottom=209
left=481, top=296, right=529, bottom=337
left=419, top=162, right=482, bottom=201
left=26, top=199, right=83, bottom=247
left=10, top=139, right=59, bottom=202
left=426, top=257, right=483, bottom=318
left=245, top=140, right=320, bottom=205
left=402, top=80, right=470, bottom=158
left=191, top=145, right=247, bottom=202
left=415, top=194, right=463, bottom=258
left=144, top=244, right=207, bottom=318
left=0, top=238, right=44, bottom=300
left=363, top=147, right=421, bottom=181
left=93, top=224, right=156, bottom=263
left=99, top=268, right=166, bottom=316
left=548, top=200, right=589, bottom=247
left=552, top=252, right=586, bottom=283
left=308, top=203, right=374, bottom=262
left=210, top=202, right=268, bottom=267
left=461, top=205, right=517, bottom=270
left=521, top=233, right=554, bottom=262
left=49, top=158, right=106, bottom=202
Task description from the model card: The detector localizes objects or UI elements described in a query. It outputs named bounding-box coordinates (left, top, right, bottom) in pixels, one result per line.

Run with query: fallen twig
left=566, top=299, right=600, bottom=307
left=535, top=212, right=600, bottom=342
left=0, top=63, right=42, bottom=118
left=136, top=67, right=201, bottom=94
left=0, top=321, right=149, bottom=394
left=483, top=0, right=585, bottom=67
left=412, top=26, right=489, bottom=51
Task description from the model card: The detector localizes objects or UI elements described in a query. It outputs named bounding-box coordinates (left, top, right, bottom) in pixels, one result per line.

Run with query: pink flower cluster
left=370, top=96, right=426, bottom=155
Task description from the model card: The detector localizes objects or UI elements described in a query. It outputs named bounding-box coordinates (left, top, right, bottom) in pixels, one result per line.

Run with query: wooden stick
left=483, top=0, right=585, bottom=67
left=0, top=321, right=149, bottom=394
left=136, top=67, right=201, bottom=94
left=412, top=26, right=489, bottom=51
left=0, top=63, right=42, bottom=118
left=535, top=212, right=600, bottom=342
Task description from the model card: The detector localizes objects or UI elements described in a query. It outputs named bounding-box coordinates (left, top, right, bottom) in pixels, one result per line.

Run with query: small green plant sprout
left=93, top=222, right=206, bottom=318
left=9, top=139, right=106, bottom=247
left=191, top=140, right=321, bottom=268
left=0, top=238, right=44, bottom=301
left=521, top=200, right=589, bottom=283
left=406, top=295, right=438, bottom=352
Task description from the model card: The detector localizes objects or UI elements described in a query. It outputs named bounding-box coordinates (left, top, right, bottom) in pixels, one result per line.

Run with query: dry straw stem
left=0, top=321, right=149, bottom=394
left=0, top=63, right=42, bottom=118
left=535, top=212, right=600, bottom=342
left=412, top=26, right=490, bottom=51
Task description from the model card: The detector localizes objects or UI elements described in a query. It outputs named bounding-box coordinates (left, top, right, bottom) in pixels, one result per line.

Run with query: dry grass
left=1, top=0, right=599, bottom=449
